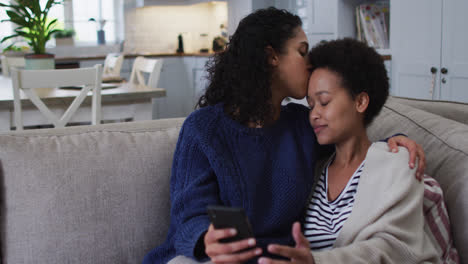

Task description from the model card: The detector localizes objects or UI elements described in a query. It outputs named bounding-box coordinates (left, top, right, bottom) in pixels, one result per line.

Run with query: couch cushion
left=368, top=100, right=468, bottom=263
left=390, top=96, right=468, bottom=125
left=0, top=118, right=184, bottom=264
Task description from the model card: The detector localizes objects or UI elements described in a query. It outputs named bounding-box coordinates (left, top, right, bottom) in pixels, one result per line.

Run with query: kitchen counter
left=7, top=52, right=389, bottom=62
left=55, top=52, right=214, bottom=62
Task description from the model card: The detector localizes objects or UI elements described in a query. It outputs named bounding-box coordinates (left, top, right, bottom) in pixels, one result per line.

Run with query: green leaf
left=0, top=3, right=14, bottom=8
left=6, top=11, right=29, bottom=27
left=48, top=29, right=61, bottom=35
left=6, top=1, right=32, bottom=16
left=46, top=28, right=61, bottom=40
left=5, top=9, right=22, bottom=19
left=44, top=0, right=59, bottom=12
left=0, top=35, right=20, bottom=44
left=14, top=30, right=33, bottom=39
left=3, top=43, right=20, bottom=52
left=1, top=0, right=64, bottom=54
left=0, top=2, right=23, bottom=10
left=30, top=1, right=41, bottom=17
left=45, top=18, right=58, bottom=31
left=17, top=5, right=33, bottom=20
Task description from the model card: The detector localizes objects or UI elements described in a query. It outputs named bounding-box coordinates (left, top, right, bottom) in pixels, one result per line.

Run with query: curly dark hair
left=308, top=38, right=389, bottom=126
left=197, top=7, right=302, bottom=126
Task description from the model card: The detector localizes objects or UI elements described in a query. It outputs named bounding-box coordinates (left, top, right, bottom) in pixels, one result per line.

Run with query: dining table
left=0, top=75, right=166, bottom=131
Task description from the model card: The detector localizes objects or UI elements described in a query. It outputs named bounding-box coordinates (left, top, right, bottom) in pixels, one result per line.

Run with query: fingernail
left=410, top=163, right=415, bottom=168
left=416, top=172, right=420, bottom=178
left=392, top=148, right=398, bottom=153
left=255, top=248, right=262, bottom=255
left=248, top=238, right=255, bottom=246
left=258, top=258, right=265, bottom=264
left=230, top=229, right=237, bottom=235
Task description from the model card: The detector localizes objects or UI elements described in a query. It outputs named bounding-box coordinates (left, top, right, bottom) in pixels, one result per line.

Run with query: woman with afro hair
left=259, top=38, right=441, bottom=264
left=143, top=8, right=426, bottom=264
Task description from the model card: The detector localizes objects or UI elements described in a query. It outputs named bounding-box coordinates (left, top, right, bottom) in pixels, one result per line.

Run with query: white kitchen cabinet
left=391, top=0, right=468, bottom=103
left=120, top=58, right=134, bottom=81
left=252, top=0, right=337, bottom=46
left=252, top=0, right=273, bottom=11
left=193, top=57, right=210, bottom=106
left=302, top=0, right=337, bottom=45
left=81, top=56, right=209, bottom=119
left=251, top=0, right=393, bottom=102
left=153, top=57, right=194, bottom=119
left=262, top=0, right=391, bottom=52
left=80, top=59, right=104, bottom=68
left=152, top=56, right=211, bottom=119
left=227, top=0, right=253, bottom=36
left=439, top=0, right=468, bottom=103
left=277, top=0, right=374, bottom=47
left=80, top=57, right=134, bottom=81
left=231, top=0, right=362, bottom=47
left=140, top=0, right=225, bottom=7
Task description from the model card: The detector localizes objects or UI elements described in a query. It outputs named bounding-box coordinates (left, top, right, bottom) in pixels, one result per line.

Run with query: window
left=1, top=0, right=64, bottom=49
left=0, top=4, right=13, bottom=49
left=3, top=0, right=122, bottom=47
left=72, top=0, right=116, bottom=44
left=41, top=0, right=65, bottom=28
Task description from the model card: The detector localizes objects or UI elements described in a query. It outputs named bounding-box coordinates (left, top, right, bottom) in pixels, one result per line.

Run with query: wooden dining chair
left=11, top=65, right=102, bottom=131
left=103, top=53, right=124, bottom=79
left=129, top=56, right=163, bottom=88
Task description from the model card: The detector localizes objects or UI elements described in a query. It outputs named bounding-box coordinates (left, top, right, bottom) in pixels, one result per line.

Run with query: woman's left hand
left=387, top=135, right=426, bottom=181
left=258, top=222, right=314, bottom=264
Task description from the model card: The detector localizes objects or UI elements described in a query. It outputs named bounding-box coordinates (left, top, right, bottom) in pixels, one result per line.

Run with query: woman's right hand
left=204, top=224, right=262, bottom=263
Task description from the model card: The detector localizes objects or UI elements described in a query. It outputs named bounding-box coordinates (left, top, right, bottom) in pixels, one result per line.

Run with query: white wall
left=124, top=2, right=227, bottom=53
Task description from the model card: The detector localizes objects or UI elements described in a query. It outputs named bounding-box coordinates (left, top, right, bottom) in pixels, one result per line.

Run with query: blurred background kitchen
left=1, top=0, right=467, bottom=122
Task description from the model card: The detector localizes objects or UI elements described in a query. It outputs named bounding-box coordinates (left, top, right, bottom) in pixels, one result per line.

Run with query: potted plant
left=0, top=0, right=63, bottom=70
left=89, top=17, right=107, bottom=45
left=2, top=44, right=28, bottom=57
left=54, top=29, right=75, bottom=46
left=1, top=45, right=28, bottom=76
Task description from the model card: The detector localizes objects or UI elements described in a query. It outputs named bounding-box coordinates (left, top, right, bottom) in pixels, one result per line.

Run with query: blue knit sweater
left=143, top=103, right=324, bottom=264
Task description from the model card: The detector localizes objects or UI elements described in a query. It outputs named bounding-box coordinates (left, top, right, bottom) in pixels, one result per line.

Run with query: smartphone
left=206, top=205, right=254, bottom=243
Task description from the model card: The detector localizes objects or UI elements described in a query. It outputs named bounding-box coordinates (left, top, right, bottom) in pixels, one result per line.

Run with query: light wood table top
left=0, top=75, right=166, bottom=109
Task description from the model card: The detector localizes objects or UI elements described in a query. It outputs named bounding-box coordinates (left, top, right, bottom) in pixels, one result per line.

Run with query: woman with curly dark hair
left=259, top=39, right=441, bottom=264
left=198, top=7, right=310, bottom=127
left=143, top=8, right=425, bottom=264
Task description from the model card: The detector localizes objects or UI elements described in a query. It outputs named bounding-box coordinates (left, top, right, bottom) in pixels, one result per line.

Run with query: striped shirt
left=304, top=159, right=365, bottom=250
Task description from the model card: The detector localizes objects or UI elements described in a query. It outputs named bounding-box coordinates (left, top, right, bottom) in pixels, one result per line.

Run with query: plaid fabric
left=423, top=175, right=460, bottom=264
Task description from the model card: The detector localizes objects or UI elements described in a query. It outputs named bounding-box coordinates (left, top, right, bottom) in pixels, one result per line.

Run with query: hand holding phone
left=205, top=206, right=262, bottom=262
left=206, top=205, right=254, bottom=243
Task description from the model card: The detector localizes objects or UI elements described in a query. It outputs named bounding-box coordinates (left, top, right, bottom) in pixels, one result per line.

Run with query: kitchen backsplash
left=124, top=2, right=227, bottom=53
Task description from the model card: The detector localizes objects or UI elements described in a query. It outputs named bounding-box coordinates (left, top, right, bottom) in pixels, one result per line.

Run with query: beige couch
left=0, top=96, right=466, bottom=263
